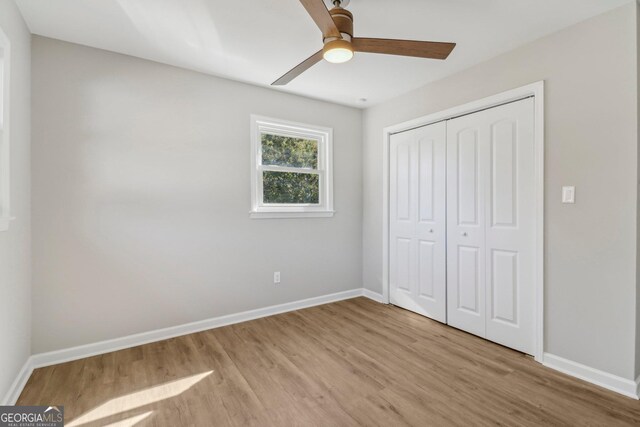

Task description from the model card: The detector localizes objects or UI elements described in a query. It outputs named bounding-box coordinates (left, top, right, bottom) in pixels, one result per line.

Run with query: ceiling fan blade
left=299, top=0, right=341, bottom=39
left=272, top=50, right=324, bottom=86
left=353, top=38, right=456, bottom=60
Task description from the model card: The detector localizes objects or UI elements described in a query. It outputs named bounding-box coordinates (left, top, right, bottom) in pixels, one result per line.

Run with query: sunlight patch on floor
left=68, top=371, right=213, bottom=426
left=102, top=411, right=153, bottom=427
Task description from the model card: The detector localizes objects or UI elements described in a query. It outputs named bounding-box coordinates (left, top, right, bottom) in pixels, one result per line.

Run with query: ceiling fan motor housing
left=325, top=7, right=353, bottom=43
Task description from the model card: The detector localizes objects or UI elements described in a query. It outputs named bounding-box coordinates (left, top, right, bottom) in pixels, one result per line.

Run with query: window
left=250, top=115, right=334, bottom=218
left=0, top=29, right=11, bottom=232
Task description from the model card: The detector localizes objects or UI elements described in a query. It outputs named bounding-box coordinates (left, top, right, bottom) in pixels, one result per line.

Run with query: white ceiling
left=16, top=0, right=631, bottom=107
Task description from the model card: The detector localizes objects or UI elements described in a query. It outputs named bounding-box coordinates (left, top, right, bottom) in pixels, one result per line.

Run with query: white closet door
left=446, top=116, right=487, bottom=337
left=390, top=122, right=447, bottom=323
left=484, top=99, right=535, bottom=355
left=446, top=98, right=536, bottom=355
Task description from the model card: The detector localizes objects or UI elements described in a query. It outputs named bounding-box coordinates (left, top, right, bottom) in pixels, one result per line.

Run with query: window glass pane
left=261, top=133, right=318, bottom=169
left=263, top=171, right=319, bottom=204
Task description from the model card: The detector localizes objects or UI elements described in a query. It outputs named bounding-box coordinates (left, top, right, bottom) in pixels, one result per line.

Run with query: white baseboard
left=31, top=288, right=371, bottom=369
left=7, top=295, right=638, bottom=404
left=2, top=357, right=35, bottom=405
left=3, top=288, right=384, bottom=404
left=543, top=353, right=639, bottom=399
left=362, top=288, right=385, bottom=304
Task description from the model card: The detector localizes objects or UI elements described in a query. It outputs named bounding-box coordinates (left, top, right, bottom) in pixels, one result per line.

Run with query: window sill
left=0, top=216, right=15, bottom=232
left=249, top=211, right=335, bottom=219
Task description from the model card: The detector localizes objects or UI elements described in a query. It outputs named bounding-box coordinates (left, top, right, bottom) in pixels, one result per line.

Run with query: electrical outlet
left=562, top=186, right=575, bottom=204
left=274, top=272, right=281, bottom=284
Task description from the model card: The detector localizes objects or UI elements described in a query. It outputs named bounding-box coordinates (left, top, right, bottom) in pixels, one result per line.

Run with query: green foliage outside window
left=263, top=171, right=319, bottom=204
left=261, top=133, right=318, bottom=168
left=261, top=133, right=320, bottom=204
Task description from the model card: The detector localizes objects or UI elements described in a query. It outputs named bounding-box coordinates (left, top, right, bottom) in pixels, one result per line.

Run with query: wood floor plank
left=16, top=297, right=640, bottom=426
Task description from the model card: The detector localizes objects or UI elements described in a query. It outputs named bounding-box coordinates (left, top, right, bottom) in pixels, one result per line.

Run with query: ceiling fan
left=272, top=0, right=456, bottom=85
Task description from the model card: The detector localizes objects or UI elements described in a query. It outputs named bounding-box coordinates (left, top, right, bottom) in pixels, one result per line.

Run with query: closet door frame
left=381, top=81, right=545, bottom=363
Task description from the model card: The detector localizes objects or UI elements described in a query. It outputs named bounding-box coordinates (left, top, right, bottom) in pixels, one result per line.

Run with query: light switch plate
left=562, top=186, right=575, bottom=204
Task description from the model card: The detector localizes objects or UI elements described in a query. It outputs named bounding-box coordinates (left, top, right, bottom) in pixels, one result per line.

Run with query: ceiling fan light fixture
left=271, top=0, right=456, bottom=85
left=322, top=39, right=354, bottom=63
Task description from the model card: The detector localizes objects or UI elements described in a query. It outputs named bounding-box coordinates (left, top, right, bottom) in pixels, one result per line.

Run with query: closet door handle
left=462, top=232, right=468, bottom=237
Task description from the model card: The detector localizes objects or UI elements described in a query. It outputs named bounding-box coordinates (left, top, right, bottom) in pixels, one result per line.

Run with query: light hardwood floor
left=18, top=298, right=640, bottom=426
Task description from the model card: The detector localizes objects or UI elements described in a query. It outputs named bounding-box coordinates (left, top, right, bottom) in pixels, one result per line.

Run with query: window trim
left=0, top=27, right=13, bottom=232
left=250, top=115, right=334, bottom=219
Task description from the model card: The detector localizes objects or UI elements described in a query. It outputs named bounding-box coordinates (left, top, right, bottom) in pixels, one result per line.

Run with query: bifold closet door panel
left=446, top=98, right=536, bottom=355
left=484, top=98, right=536, bottom=355
left=389, top=122, right=447, bottom=323
left=446, top=117, right=487, bottom=338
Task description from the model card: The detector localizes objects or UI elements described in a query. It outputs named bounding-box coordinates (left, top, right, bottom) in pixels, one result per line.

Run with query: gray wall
left=0, top=0, right=31, bottom=403
left=362, top=3, right=639, bottom=380
left=31, top=36, right=363, bottom=353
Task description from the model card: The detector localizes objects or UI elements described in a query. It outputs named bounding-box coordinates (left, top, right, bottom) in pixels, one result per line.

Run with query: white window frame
left=250, top=115, right=334, bottom=219
left=0, top=27, right=12, bottom=232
